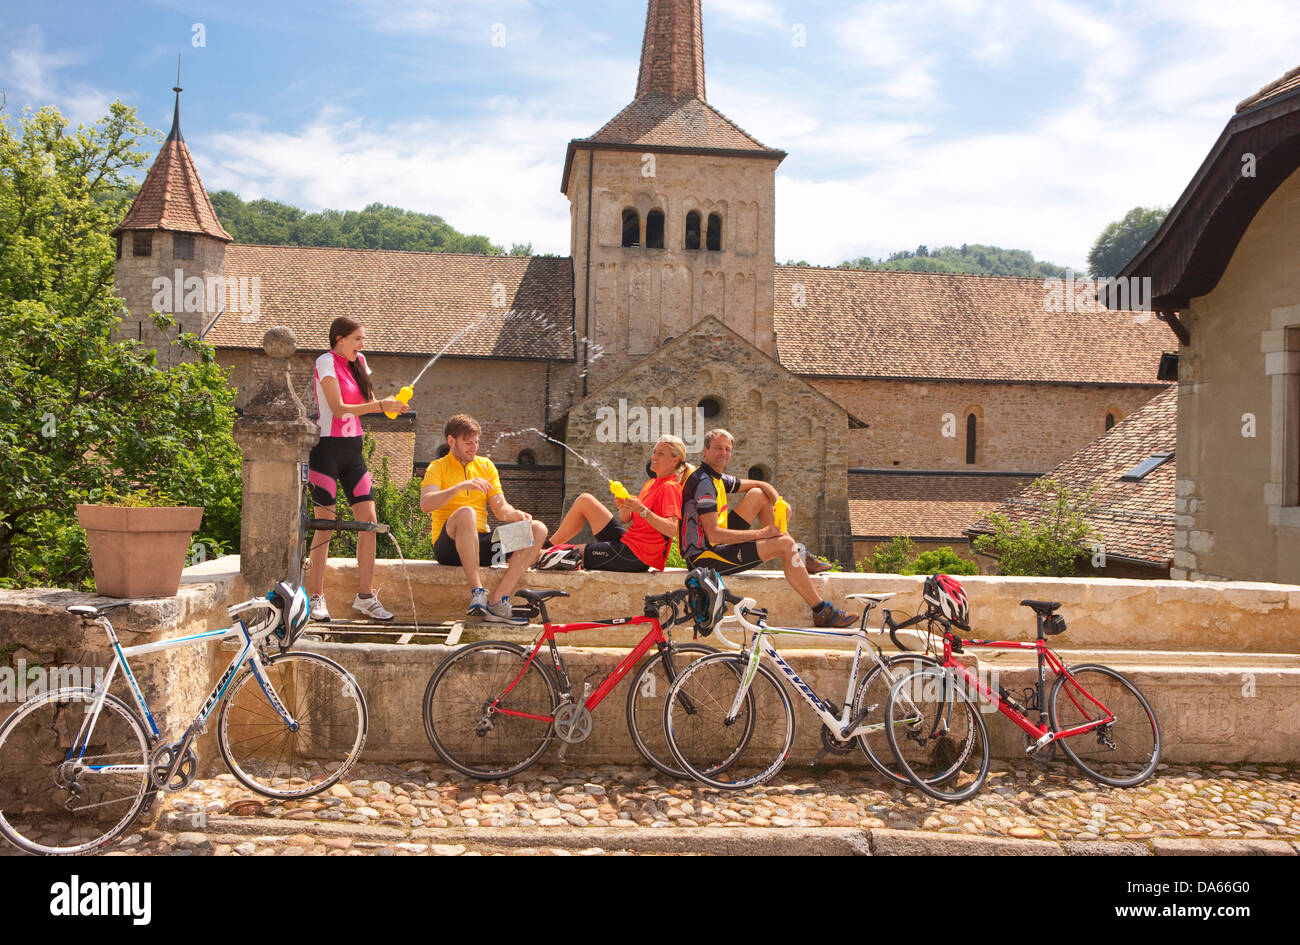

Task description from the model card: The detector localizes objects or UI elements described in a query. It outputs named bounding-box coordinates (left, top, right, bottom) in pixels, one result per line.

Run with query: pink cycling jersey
left=313, top=351, right=369, bottom=438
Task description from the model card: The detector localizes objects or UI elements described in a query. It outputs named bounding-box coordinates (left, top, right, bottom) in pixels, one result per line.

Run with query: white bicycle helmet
left=269, top=581, right=311, bottom=649
left=537, top=544, right=582, bottom=571
left=923, top=574, right=969, bottom=629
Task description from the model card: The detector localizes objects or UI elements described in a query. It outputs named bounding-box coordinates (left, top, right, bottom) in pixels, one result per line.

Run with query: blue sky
left=4, top=0, right=1299, bottom=269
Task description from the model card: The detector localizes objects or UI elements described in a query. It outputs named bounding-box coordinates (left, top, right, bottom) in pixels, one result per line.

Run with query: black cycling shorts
left=433, top=524, right=503, bottom=567
left=308, top=437, right=373, bottom=507
left=687, top=541, right=763, bottom=576
left=582, top=520, right=649, bottom=573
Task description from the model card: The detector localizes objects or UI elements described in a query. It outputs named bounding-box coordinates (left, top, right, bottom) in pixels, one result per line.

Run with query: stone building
left=111, top=0, right=1172, bottom=568
left=1118, top=65, right=1300, bottom=583
left=968, top=386, right=1178, bottom=579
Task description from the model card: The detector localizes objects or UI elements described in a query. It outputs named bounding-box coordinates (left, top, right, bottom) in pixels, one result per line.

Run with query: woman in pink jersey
left=306, top=316, right=408, bottom=622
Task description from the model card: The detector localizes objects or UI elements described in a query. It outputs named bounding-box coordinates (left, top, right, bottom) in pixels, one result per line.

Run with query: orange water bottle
left=384, top=386, right=413, bottom=419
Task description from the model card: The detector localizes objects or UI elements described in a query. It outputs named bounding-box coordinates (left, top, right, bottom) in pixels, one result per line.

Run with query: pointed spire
left=635, top=0, right=705, bottom=102
left=167, top=55, right=184, bottom=142
left=112, top=76, right=231, bottom=241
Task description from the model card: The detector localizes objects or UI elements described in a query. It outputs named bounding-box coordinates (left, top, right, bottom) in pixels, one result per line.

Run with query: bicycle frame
left=489, top=613, right=675, bottom=723
left=719, top=597, right=911, bottom=742
left=928, top=626, right=1117, bottom=751
left=69, top=598, right=300, bottom=784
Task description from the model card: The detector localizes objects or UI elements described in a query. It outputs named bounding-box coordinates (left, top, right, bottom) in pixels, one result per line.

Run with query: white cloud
left=2, top=26, right=118, bottom=126
left=199, top=100, right=577, bottom=255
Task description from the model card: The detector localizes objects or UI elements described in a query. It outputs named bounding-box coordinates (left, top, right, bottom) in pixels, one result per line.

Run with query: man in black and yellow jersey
left=680, top=428, right=855, bottom=628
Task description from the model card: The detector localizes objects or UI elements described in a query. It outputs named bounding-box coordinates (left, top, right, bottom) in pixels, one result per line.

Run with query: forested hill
left=208, top=191, right=505, bottom=254
left=795, top=244, right=1070, bottom=279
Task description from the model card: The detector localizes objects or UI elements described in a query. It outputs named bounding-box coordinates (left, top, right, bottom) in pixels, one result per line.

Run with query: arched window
left=747, top=465, right=769, bottom=482
left=706, top=213, right=722, bottom=251
left=436, top=444, right=450, bottom=459
left=1105, top=413, right=1116, bottom=431
left=698, top=396, right=721, bottom=419
left=517, top=449, right=537, bottom=466
left=622, top=208, right=640, bottom=248
left=684, top=211, right=702, bottom=250
left=965, top=413, right=977, bottom=465
left=645, top=209, right=665, bottom=249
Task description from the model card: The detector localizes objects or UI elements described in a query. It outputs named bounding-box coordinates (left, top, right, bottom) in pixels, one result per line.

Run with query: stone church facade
left=110, top=0, right=1173, bottom=568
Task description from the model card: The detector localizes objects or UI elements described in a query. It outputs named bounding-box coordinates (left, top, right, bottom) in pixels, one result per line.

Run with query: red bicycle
left=884, top=598, right=1162, bottom=802
left=422, top=587, right=751, bottom=780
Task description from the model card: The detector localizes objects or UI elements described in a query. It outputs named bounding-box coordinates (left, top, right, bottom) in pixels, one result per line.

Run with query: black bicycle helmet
left=684, top=568, right=728, bottom=637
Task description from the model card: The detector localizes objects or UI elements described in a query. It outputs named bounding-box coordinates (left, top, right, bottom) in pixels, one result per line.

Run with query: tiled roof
left=969, top=387, right=1177, bottom=564
left=1236, top=64, right=1300, bottom=113
left=113, top=99, right=232, bottom=241
left=206, top=246, right=575, bottom=361
left=849, top=470, right=1037, bottom=540
left=773, top=266, right=1174, bottom=385
left=581, top=93, right=780, bottom=154
left=637, top=0, right=705, bottom=102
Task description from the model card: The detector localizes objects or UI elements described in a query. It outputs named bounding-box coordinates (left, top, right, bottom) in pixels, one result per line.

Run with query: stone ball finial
left=263, top=327, right=297, bottom=360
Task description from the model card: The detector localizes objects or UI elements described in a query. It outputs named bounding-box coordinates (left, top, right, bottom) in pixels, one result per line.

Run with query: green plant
left=666, top=539, right=688, bottom=570
left=0, top=102, right=242, bottom=589
left=868, top=536, right=916, bottom=574
left=97, top=486, right=182, bottom=508
left=907, top=546, right=979, bottom=576
left=972, top=478, right=1096, bottom=576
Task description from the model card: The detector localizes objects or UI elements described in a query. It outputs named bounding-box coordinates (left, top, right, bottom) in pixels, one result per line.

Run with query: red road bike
left=883, top=599, right=1162, bottom=802
left=422, top=588, right=751, bottom=780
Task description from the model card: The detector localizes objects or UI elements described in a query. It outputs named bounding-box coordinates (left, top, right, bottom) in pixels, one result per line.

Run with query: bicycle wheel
left=0, top=689, right=154, bottom=855
left=625, top=643, right=717, bottom=778
left=1050, top=664, right=1161, bottom=787
left=217, top=651, right=368, bottom=799
left=885, top=667, right=990, bottom=803
left=664, top=652, right=794, bottom=790
left=423, top=641, right=559, bottom=780
left=851, top=653, right=943, bottom=786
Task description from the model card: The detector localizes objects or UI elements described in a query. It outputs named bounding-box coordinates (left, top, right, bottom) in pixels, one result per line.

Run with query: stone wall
left=113, top=230, right=227, bottom=369
left=568, top=148, right=780, bottom=391
left=811, top=377, right=1168, bottom=472
left=563, top=319, right=853, bottom=564
left=221, top=349, right=567, bottom=469
left=1175, top=165, right=1300, bottom=584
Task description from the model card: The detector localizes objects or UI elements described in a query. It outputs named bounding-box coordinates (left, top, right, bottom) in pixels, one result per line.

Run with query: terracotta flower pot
left=75, top=504, right=205, bottom=599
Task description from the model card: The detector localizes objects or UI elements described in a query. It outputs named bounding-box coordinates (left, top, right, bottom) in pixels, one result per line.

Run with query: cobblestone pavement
left=81, top=759, right=1300, bottom=856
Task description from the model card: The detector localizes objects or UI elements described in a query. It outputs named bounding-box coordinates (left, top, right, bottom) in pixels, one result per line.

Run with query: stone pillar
left=232, top=328, right=319, bottom=592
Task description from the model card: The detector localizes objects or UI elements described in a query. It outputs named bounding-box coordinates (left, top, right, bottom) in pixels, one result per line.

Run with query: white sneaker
left=309, top=594, right=330, bottom=622
left=353, top=594, right=393, bottom=621
left=467, top=587, right=489, bottom=619
left=486, top=597, right=527, bottom=625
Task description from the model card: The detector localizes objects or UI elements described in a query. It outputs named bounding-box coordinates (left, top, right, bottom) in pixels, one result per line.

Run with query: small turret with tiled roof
left=112, top=81, right=232, bottom=369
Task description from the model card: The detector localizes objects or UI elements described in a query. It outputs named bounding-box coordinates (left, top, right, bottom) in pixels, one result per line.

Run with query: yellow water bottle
left=609, top=480, right=630, bottom=500
left=774, top=496, right=790, bottom=533
left=384, top=386, right=413, bottom=419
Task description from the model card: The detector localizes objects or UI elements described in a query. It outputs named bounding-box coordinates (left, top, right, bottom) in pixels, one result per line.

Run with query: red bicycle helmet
left=923, top=574, right=969, bottom=628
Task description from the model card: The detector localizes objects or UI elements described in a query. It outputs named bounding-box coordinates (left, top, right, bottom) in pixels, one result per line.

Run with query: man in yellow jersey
left=420, top=414, right=548, bottom=623
left=680, top=428, right=854, bottom=628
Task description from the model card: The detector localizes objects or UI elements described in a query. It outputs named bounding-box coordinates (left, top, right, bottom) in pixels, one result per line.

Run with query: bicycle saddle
left=846, top=593, right=896, bottom=603
left=66, top=602, right=131, bottom=618
left=1019, top=599, right=1061, bottom=615
left=516, top=589, right=570, bottom=603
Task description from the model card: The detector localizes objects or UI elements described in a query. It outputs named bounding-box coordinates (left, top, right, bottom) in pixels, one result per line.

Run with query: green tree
left=866, top=536, right=916, bottom=574
left=972, top=479, right=1096, bottom=576
left=838, top=243, right=1069, bottom=279
left=906, top=546, right=978, bottom=576
left=1087, top=206, right=1168, bottom=278
left=0, top=103, right=241, bottom=588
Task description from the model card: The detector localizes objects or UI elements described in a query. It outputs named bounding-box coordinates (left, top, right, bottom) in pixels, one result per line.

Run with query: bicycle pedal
left=810, top=748, right=829, bottom=766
